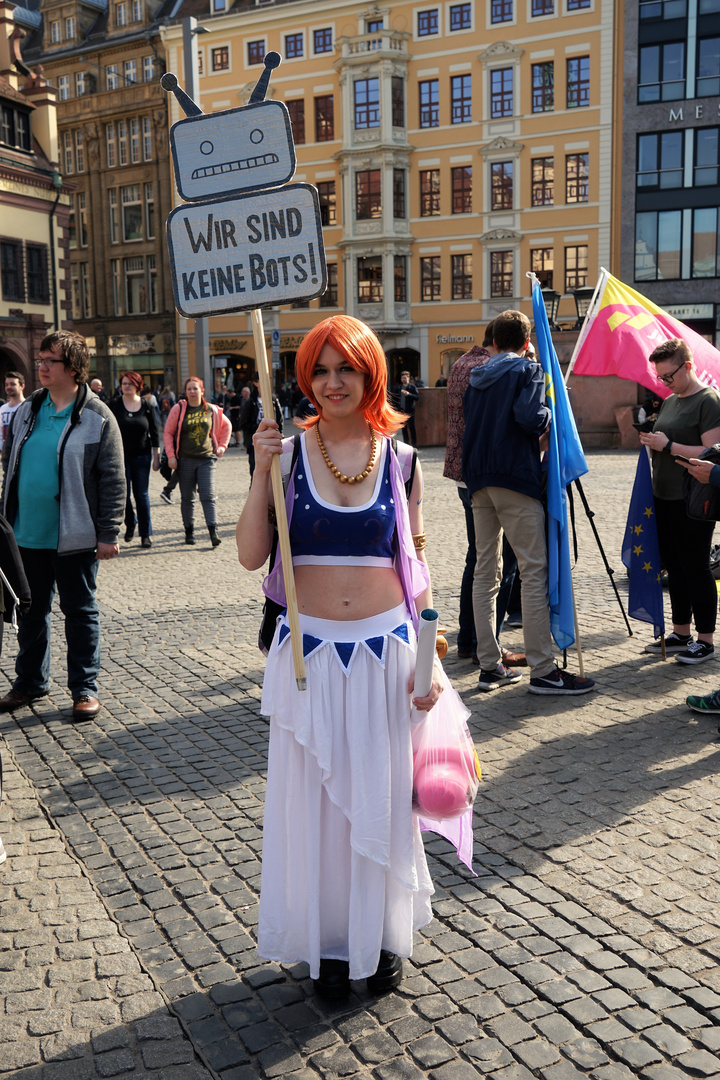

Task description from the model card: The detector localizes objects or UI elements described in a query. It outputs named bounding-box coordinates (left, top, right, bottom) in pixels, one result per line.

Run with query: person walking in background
left=90, top=378, right=107, bottom=403
left=0, top=371, right=25, bottom=456
left=239, top=374, right=283, bottom=482
left=393, top=371, right=419, bottom=446
left=0, top=330, right=125, bottom=720
left=639, top=338, right=720, bottom=664
left=110, top=372, right=161, bottom=549
left=164, top=377, right=231, bottom=547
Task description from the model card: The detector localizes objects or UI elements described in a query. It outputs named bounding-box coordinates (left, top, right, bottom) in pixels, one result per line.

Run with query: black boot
left=313, top=959, right=350, bottom=1001
left=209, top=525, right=221, bottom=548
left=367, top=951, right=402, bottom=994
left=185, top=526, right=195, bottom=545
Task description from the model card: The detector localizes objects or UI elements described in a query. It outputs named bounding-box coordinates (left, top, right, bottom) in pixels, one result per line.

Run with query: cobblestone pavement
left=2, top=444, right=720, bottom=1080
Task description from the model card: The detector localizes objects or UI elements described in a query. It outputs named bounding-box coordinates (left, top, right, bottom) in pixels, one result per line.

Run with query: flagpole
left=642, top=445, right=667, bottom=661
left=564, top=268, right=609, bottom=386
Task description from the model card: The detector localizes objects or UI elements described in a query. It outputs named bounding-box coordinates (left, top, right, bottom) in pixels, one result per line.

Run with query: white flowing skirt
left=258, top=602, right=434, bottom=981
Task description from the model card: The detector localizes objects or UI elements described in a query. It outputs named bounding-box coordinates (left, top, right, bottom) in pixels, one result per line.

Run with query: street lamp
left=572, top=287, right=595, bottom=330
left=541, top=288, right=561, bottom=330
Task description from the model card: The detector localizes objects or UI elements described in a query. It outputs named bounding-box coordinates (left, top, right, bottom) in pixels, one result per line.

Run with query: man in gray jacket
left=0, top=331, right=125, bottom=720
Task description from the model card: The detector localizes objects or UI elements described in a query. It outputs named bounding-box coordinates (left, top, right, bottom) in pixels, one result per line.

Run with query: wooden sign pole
left=251, top=308, right=307, bottom=691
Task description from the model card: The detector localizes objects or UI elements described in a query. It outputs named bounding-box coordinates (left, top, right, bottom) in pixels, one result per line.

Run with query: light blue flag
left=531, top=279, right=588, bottom=649
left=621, top=450, right=665, bottom=638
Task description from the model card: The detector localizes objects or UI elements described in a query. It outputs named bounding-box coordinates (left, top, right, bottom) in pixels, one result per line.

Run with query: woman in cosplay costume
left=236, top=315, right=443, bottom=1000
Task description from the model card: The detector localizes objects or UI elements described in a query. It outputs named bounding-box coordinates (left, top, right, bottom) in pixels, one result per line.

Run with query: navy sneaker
left=477, top=664, right=522, bottom=692
left=529, top=668, right=595, bottom=695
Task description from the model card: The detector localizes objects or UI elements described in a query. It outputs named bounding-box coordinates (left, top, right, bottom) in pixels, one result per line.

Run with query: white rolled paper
left=413, top=608, right=439, bottom=699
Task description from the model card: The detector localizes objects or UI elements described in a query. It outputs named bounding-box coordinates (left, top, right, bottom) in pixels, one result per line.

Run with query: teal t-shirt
left=13, top=396, right=74, bottom=549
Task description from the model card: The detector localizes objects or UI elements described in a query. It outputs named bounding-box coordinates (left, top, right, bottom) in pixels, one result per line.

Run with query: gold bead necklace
left=315, top=423, right=378, bottom=484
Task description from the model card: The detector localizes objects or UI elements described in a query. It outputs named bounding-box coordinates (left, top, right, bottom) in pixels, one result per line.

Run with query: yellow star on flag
left=644, top=506, right=654, bottom=518
left=643, top=561, right=653, bottom=572
left=633, top=545, right=643, bottom=556
left=633, top=524, right=643, bottom=535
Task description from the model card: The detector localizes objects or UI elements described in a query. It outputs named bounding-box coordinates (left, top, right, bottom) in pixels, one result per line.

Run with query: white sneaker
left=0, top=838, right=6, bottom=864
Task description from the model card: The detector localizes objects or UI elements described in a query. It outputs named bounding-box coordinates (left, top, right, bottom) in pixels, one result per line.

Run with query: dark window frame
left=417, top=8, right=439, bottom=35
left=565, top=153, right=589, bottom=203
left=451, top=166, right=472, bottom=214
left=451, top=253, right=472, bottom=299
left=0, top=239, right=25, bottom=302
left=26, top=243, right=50, bottom=303
left=394, top=255, right=407, bottom=302
left=419, top=79, right=439, bottom=128
left=451, top=73, right=472, bottom=123
left=285, top=32, right=304, bottom=59
left=287, top=99, right=305, bottom=144
left=565, top=244, right=589, bottom=290
left=315, top=95, right=334, bottom=141
left=317, top=181, right=337, bottom=226
left=531, top=156, right=554, bottom=205
left=357, top=256, right=383, bottom=303
left=355, top=169, right=382, bottom=219
left=567, top=56, right=590, bottom=107
left=490, top=250, right=514, bottom=297
left=532, top=61, right=554, bottom=112
left=491, top=160, right=514, bottom=210
left=247, top=40, right=265, bottom=66
left=392, top=77, right=405, bottom=127
left=420, top=255, right=441, bottom=302
left=491, top=0, right=513, bottom=21
left=449, top=3, right=472, bottom=30
left=211, top=46, right=229, bottom=72
left=420, top=169, right=441, bottom=216
left=320, top=262, right=338, bottom=307
left=354, top=77, right=380, bottom=129
left=314, top=27, right=333, bottom=53
left=531, top=247, right=554, bottom=289
left=490, top=67, right=513, bottom=118
left=393, top=169, right=406, bottom=219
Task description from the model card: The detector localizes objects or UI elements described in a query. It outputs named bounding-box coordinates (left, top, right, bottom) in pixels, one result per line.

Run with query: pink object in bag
left=413, top=743, right=477, bottom=819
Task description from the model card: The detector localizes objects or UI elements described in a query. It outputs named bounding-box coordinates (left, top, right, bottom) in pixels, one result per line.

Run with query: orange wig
left=294, top=315, right=406, bottom=435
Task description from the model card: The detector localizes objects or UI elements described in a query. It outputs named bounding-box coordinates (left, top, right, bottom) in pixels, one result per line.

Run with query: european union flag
left=621, top=449, right=665, bottom=638
left=532, top=278, right=588, bottom=650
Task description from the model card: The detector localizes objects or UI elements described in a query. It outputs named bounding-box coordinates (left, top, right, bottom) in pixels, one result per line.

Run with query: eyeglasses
left=656, top=361, right=687, bottom=386
left=35, top=355, right=64, bottom=368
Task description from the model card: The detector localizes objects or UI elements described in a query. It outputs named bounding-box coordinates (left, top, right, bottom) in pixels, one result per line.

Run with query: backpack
left=258, top=434, right=418, bottom=654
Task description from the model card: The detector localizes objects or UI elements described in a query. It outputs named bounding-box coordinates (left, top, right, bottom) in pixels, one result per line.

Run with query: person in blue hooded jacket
left=462, top=308, right=594, bottom=696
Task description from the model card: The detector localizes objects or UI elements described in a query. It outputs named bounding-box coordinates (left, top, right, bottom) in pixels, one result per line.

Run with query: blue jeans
left=124, top=452, right=153, bottom=539
left=14, top=548, right=100, bottom=699
left=457, top=487, right=518, bottom=651
left=177, top=455, right=218, bottom=529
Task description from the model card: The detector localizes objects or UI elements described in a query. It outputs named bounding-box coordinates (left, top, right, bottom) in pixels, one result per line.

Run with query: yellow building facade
left=162, top=0, right=615, bottom=389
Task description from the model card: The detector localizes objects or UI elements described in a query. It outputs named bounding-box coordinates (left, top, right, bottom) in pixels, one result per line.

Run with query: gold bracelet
left=412, top=532, right=426, bottom=550
left=267, top=505, right=277, bottom=526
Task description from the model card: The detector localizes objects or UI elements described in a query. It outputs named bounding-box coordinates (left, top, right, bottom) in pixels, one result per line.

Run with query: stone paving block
left=485, top=1014, right=535, bottom=1046
left=408, top=1034, right=457, bottom=1068
left=513, top=1038, right=561, bottom=1070
left=611, top=1038, right=663, bottom=1068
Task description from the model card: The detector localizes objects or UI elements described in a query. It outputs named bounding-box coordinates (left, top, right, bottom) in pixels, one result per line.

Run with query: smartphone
left=674, top=455, right=690, bottom=463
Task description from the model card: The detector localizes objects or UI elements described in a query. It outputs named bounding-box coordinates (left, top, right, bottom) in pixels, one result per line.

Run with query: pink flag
left=570, top=272, right=720, bottom=399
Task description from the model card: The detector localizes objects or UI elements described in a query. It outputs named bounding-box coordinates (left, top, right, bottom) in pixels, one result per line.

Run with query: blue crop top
left=290, top=434, right=396, bottom=567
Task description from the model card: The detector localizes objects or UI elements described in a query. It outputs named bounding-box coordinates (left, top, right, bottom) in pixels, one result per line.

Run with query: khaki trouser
left=471, top=486, right=556, bottom=678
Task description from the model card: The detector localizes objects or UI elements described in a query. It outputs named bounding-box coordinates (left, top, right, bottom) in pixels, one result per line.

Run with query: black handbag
left=682, top=443, right=720, bottom=522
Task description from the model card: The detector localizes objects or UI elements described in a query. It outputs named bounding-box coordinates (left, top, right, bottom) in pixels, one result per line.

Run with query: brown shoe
left=72, top=695, right=101, bottom=720
left=501, top=648, right=528, bottom=667
left=0, top=689, right=46, bottom=712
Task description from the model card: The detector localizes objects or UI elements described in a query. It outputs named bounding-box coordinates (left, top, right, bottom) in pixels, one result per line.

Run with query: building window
left=639, top=0, right=686, bottom=17
left=532, top=62, right=554, bottom=112
left=143, top=56, right=154, bottom=81
left=109, top=189, right=118, bottom=243
left=106, top=123, right=116, bottom=168
left=531, top=247, right=554, bottom=288
left=692, top=207, right=719, bottom=277
left=63, top=131, right=74, bottom=174
left=213, top=0, right=226, bottom=11
left=491, top=251, right=514, bottom=297
left=448, top=166, right=471, bottom=214
left=26, top=244, right=50, bottom=303
left=491, top=0, right=513, bottom=21
left=393, top=169, right=406, bottom=218
left=212, top=47, right=229, bottom=72
left=490, top=68, right=513, bottom=117
left=1, top=105, right=31, bottom=151
left=75, top=130, right=84, bottom=172
left=420, top=170, right=440, bottom=216
left=118, top=120, right=128, bottom=165
left=124, top=60, right=136, bottom=84
left=69, top=199, right=76, bottom=250
left=125, top=256, right=145, bottom=314
left=285, top=33, right=303, bottom=59
left=532, top=156, right=554, bottom=205
left=287, top=100, right=305, bottom=144
left=639, top=43, right=685, bottom=102
left=130, top=118, right=140, bottom=163
left=142, top=116, right=152, bottom=161
left=449, top=3, right=472, bottom=30
left=419, top=80, right=439, bottom=127
left=111, top=259, right=122, bottom=315
left=697, top=37, right=720, bottom=98
left=356, top=170, right=382, bottom=219
left=421, top=256, right=441, bottom=301
left=0, top=241, right=24, bottom=301
left=77, top=193, right=88, bottom=247
left=491, top=161, right=513, bottom=210
left=566, top=153, right=589, bottom=202
left=75, top=71, right=86, bottom=96
left=567, top=0, right=591, bottom=7
left=132, top=0, right=142, bottom=19
left=80, top=264, right=92, bottom=318
left=50, top=21, right=60, bottom=43
left=358, top=256, right=383, bottom=303
left=567, top=56, right=590, bottom=107
left=635, top=211, right=681, bottom=279
left=394, top=256, right=407, bottom=302
left=450, top=74, right=472, bottom=123
left=115, top=2, right=127, bottom=26
left=317, top=181, right=337, bottom=225
left=695, top=128, right=719, bottom=186
left=354, top=78, right=380, bottom=128
left=145, top=183, right=155, bottom=239
left=71, top=267, right=80, bottom=318
left=315, top=96, right=334, bottom=141
left=392, top=77, right=405, bottom=127
left=121, top=184, right=143, bottom=241
left=314, top=28, right=333, bottom=54
left=319, top=263, right=338, bottom=307
left=106, top=65, right=119, bottom=91
left=565, top=245, right=588, bottom=290
left=58, top=76, right=70, bottom=101
left=248, top=40, right=265, bottom=66
left=148, top=254, right=158, bottom=313
left=451, top=254, right=472, bottom=299
left=532, top=0, right=553, bottom=13
left=417, top=9, right=439, bottom=35
left=65, top=16, right=75, bottom=38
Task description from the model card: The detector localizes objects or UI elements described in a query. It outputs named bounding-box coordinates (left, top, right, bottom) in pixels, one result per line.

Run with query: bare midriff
left=295, top=565, right=404, bottom=620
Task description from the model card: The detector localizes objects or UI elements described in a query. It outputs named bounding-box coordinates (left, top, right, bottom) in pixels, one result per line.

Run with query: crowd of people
left=1, top=316, right=719, bottom=996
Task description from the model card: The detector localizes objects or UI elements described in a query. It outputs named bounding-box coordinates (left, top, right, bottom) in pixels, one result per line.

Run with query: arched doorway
left=0, top=343, right=30, bottom=391
left=385, top=348, right=421, bottom=389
